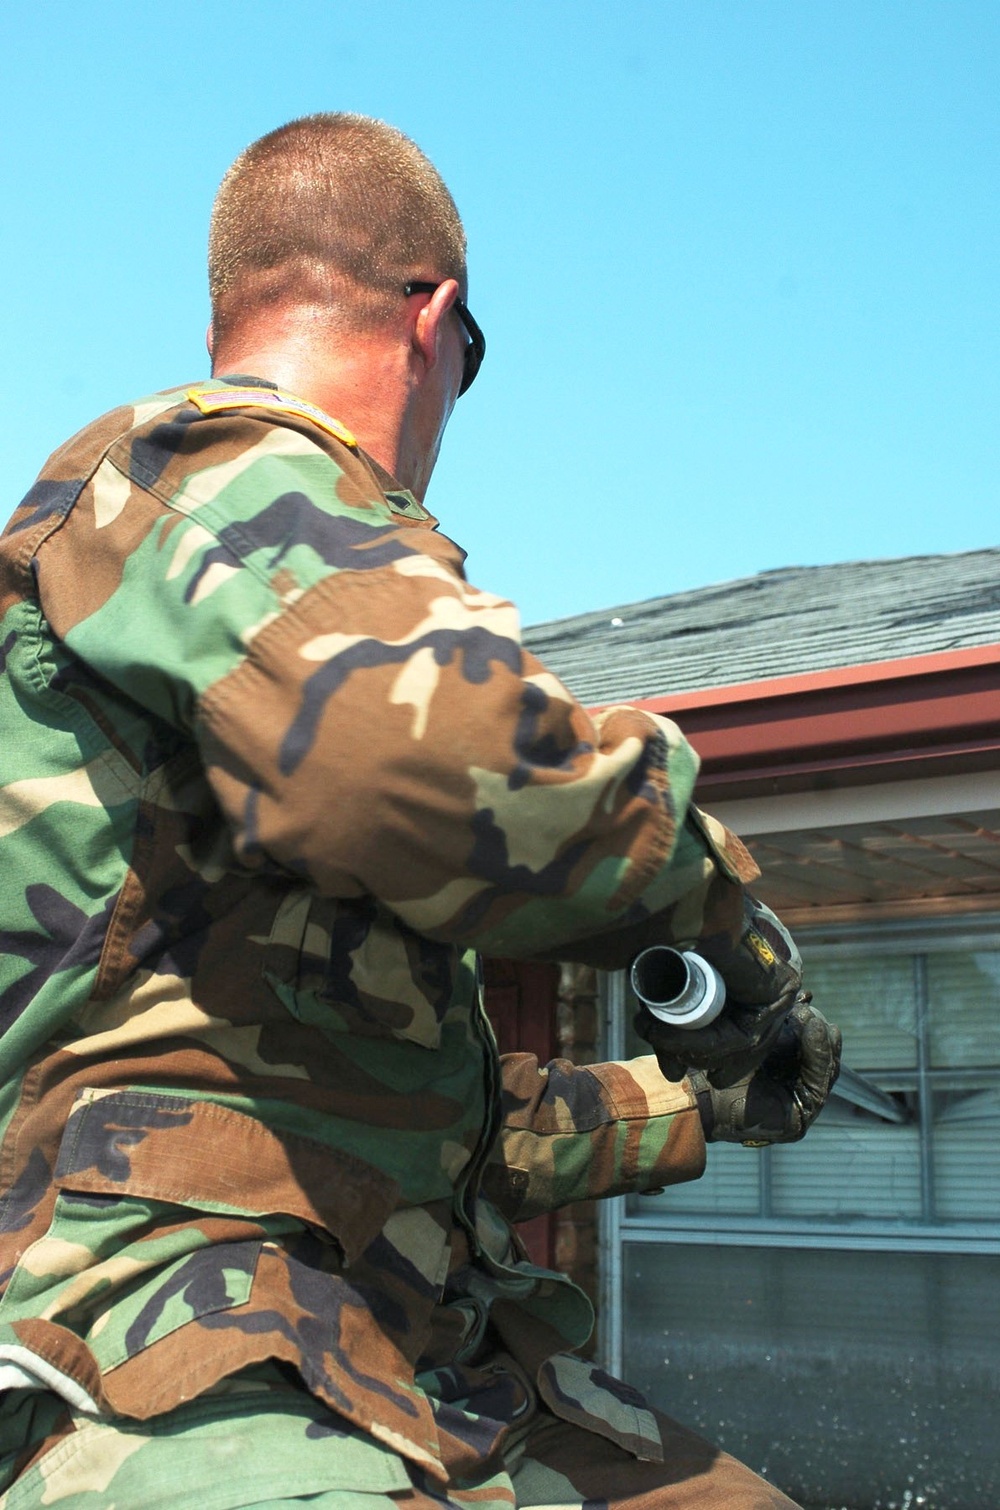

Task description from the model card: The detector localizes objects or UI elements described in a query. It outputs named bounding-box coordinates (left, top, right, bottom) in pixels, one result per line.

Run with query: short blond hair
left=209, top=113, right=467, bottom=341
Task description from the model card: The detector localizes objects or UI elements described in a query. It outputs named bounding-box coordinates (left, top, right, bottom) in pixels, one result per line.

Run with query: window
left=601, top=918, right=1000, bottom=1509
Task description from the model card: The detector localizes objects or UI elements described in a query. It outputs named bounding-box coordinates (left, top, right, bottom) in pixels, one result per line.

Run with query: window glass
left=933, top=1085, right=1000, bottom=1221
left=621, top=1243, right=1000, bottom=1510
left=805, top=954, right=916, bottom=1069
left=927, top=951, right=1000, bottom=1069
left=770, top=1108, right=922, bottom=1220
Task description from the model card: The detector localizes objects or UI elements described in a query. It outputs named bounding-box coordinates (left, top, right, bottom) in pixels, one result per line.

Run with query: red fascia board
left=590, top=643, right=1000, bottom=781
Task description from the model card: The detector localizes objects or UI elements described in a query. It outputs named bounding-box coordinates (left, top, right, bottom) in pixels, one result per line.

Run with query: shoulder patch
left=185, top=386, right=358, bottom=449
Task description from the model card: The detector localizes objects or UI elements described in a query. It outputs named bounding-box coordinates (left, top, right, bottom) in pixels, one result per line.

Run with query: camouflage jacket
left=0, top=378, right=761, bottom=1483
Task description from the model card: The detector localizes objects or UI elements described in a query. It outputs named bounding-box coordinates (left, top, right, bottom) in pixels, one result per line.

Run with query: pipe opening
left=631, top=947, right=690, bottom=1008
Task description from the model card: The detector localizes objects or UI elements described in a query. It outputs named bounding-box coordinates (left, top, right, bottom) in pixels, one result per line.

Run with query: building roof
left=522, top=547, right=1000, bottom=706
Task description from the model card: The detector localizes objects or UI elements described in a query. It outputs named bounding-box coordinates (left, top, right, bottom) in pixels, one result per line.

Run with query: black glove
left=637, top=986, right=799, bottom=1089
left=634, top=895, right=803, bottom=1088
left=689, top=997, right=842, bottom=1145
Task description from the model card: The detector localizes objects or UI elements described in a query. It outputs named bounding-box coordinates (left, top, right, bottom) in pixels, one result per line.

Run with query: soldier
left=0, top=114, right=839, bottom=1507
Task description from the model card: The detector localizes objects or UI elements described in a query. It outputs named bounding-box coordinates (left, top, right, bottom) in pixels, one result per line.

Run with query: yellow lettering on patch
left=744, top=929, right=777, bottom=968
left=186, top=386, right=357, bottom=448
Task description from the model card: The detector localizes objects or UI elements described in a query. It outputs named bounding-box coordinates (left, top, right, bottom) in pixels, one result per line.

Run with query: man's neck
left=210, top=297, right=454, bottom=503
left=211, top=330, right=410, bottom=489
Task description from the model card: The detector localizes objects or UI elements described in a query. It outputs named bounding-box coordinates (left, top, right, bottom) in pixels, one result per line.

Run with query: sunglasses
left=404, top=281, right=486, bottom=395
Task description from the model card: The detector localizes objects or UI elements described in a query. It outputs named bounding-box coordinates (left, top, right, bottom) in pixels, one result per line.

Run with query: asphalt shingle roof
left=522, top=548, right=1000, bottom=706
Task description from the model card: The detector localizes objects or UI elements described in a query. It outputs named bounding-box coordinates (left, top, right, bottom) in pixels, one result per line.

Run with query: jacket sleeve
left=480, top=1053, right=706, bottom=1221
left=34, top=401, right=758, bottom=970
left=194, top=546, right=759, bottom=964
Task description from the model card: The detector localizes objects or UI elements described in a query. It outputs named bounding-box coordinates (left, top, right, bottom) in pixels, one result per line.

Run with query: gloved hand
left=634, top=894, right=803, bottom=1088
left=689, top=997, right=842, bottom=1145
left=637, top=986, right=799, bottom=1089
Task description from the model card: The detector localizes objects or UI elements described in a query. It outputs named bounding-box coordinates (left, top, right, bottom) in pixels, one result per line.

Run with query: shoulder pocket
left=687, top=805, right=759, bottom=886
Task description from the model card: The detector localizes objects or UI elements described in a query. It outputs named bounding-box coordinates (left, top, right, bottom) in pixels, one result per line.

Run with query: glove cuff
left=688, top=1071, right=716, bottom=1142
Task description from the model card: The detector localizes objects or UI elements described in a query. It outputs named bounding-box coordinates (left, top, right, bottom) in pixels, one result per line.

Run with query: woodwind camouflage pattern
left=0, top=378, right=763, bottom=1494
left=0, top=1366, right=799, bottom=1509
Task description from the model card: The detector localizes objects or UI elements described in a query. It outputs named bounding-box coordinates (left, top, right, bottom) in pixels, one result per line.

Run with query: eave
left=606, top=642, right=1000, bottom=798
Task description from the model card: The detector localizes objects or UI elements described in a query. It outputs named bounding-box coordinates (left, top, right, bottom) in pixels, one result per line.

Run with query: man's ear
left=205, top=323, right=214, bottom=361
left=410, top=280, right=459, bottom=380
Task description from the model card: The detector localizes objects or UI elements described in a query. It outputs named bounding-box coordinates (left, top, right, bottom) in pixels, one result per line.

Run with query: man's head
left=209, top=113, right=467, bottom=347
left=206, top=113, right=479, bottom=498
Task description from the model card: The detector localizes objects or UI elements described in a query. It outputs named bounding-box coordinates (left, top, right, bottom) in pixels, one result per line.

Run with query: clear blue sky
left=2, top=1, right=996, bottom=625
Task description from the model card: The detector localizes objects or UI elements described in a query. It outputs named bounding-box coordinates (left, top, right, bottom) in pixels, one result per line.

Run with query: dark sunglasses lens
left=456, top=305, right=484, bottom=394
left=460, top=345, right=481, bottom=395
